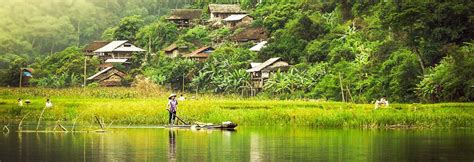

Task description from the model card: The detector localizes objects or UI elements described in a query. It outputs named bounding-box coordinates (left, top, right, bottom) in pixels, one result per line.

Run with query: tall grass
left=0, top=88, right=473, bottom=128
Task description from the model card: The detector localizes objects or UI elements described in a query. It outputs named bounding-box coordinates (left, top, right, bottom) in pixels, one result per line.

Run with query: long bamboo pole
left=339, top=72, right=345, bottom=102
left=36, top=107, right=47, bottom=131
left=18, top=112, right=31, bottom=130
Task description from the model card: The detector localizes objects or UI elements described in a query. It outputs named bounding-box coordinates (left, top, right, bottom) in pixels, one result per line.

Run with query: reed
left=0, top=87, right=473, bottom=128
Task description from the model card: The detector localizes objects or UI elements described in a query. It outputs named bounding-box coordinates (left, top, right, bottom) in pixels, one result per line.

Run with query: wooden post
left=83, top=55, right=87, bottom=87
left=36, top=107, right=47, bottom=131
left=182, top=75, right=185, bottom=92
left=95, top=116, right=105, bottom=130
left=54, top=120, right=67, bottom=132
left=346, top=85, right=353, bottom=102
left=18, top=112, right=31, bottom=130
left=58, top=124, right=68, bottom=131
left=19, top=68, right=23, bottom=88
left=339, top=72, right=345, bottom=102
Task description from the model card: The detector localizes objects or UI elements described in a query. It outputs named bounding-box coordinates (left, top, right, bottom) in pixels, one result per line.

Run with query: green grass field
left=0, top=87, right=473, bottom=129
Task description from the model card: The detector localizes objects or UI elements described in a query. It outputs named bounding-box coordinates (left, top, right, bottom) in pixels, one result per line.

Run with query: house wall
left=212, top=13, right=233, bottom=20
left=99, top=74, right=123, bottom=87
left=170, top=19, right=191, bottom=27
left=190, top=57, right=207, bottom=62
left=96, top=52, right=133, bottom=61
left=165, top=50, right=180, bottom=58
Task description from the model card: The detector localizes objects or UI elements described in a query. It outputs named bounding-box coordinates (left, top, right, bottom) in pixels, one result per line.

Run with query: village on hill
left=83, top=4, right=290, bottom=95
left=2, top=1, right=472, bottom=102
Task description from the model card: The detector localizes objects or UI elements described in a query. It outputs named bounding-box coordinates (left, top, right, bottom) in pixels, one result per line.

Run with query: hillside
left=0, top=1, right=473, bottom=103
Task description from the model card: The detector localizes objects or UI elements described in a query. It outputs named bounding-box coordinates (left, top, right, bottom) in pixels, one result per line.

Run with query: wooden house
left=232, top=27, right=268, bottom=43
left=87, top=67, right=127, bottom=87
left=83, top=41, right=110, bottom=56
left=183, top=46, right=214, bottom=62
left=163, top=43, right=189, bottom=58
left=223, top=14, right=253, bottom=28
left=19, top=68, right=34, bottom=87
left=93, top=40, right=146, bottom=62
left=166, top=9, right=202, bottom=27
left=246, top=57, right=291, bottom=89
left=208, top=4, right=246, bottom=20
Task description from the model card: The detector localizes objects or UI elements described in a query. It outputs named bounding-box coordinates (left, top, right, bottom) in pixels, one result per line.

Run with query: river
left=1, top=127, right=473, bottom=161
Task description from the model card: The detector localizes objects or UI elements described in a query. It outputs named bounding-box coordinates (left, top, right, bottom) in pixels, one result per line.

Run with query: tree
left=136, top=21, right=179, bottom=53
left=177, top=25, right=211, bottom=49
left=30, top=47, right=99, bottom=88
left=417, top=43, right=474, bottom=102
left=381, top=2, right=474, bottom=73
left=113, top=15, right=145, bottom=42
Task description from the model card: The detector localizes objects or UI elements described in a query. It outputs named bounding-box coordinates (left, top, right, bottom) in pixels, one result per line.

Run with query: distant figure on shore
left=45, top=98, right=53, bottom=108
left=178, top=94, right=185, bottom=101
left=375, top=96, right=389, bottom=109
left=17, top=98, right=23, bottom=107
left=167, top=94, right=178, bottom=125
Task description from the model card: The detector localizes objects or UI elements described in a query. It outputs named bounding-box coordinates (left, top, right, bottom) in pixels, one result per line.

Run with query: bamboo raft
left=164, top=122, right=238, bottom=130
left=3, top=114, right=237, bottom=132
left=7, top=122, right=238, bottom=133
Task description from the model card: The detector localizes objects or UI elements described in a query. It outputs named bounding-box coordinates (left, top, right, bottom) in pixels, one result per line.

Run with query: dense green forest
left=0, top=1, right=473, bottom=103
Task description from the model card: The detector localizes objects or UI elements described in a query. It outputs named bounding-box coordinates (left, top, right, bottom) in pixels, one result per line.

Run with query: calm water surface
left=0, top=127, right=473, bottom=161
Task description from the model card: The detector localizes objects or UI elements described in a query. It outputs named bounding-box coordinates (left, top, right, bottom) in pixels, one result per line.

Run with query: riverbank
left=0, top=88, right=473, bottom=128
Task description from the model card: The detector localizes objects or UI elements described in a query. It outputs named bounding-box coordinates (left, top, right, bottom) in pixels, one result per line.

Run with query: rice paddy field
left=0, top=87, right=473, bottom=129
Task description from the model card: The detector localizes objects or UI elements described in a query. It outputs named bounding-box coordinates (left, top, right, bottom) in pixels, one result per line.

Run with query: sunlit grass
left=0, top=87, right=473, bottom=128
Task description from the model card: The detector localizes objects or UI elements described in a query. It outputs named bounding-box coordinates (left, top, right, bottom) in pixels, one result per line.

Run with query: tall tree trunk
left=339, top=72, right=345, bottom=102
left=413, top=47, right=425, bottom=74
left=31, top=38, right=36, bottom=48
left=77, top=21, right=81, bottom=47
left=50, top=41, right=55, bottom=56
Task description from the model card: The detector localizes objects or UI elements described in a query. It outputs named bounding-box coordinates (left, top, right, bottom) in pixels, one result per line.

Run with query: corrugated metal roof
left=246, top=57, right=281, bottom=72
left=94, top=40, right=128, bottom=52
left=250, top=63, right=262, bottom=68
left=114, top=46, right=146, bottom=52
left=249, top=41, right=268, bottom=52
left=87, top=67, right=113, bottom=80
left=94, top=40, right=145, bottom=53
left=223, top=14, right=248, bottom=21
left=105, top=59, right=128, bottom=63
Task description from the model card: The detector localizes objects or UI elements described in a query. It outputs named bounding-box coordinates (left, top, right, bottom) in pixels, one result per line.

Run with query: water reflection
left=168, top=129, right=177, bottom=162
left=0, top=128, right=472, bottom=161
left=250, top=133, right=262, bottom=162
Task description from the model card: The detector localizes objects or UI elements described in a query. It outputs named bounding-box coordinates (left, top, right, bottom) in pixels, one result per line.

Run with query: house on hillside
left=19, top=68, right=34, bottom=87
left=87, top=67, right=127, bottom=87
left=163, top=43, right=189, bottom=58
left=246, top=57, right=291, bottom=90
left=166, top=9, right=203, bottom=27
left=96, top=59, right=129, bottom=69
left=184, top=46, right=214, bottom=62
left=223, top=14, right=253, bottom=28
left=208, top=4, right=246, bottom=20
left=232, top=27, right=268, bottom=43
left=249, top=41, right=268, bottom=52
left=93, top=40, right=146, bottom=62
left=83, top=41, right=110, bottom=56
